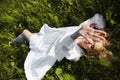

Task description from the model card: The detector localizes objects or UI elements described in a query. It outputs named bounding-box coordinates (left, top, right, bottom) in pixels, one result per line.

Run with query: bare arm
left=71, top=22, right=106, bottom=45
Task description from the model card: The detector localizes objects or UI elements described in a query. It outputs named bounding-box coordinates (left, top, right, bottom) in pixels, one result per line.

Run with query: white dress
left=24, top=14, right=105, bottom=80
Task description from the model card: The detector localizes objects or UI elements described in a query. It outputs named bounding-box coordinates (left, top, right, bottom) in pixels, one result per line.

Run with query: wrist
left=71, top=30, right=81, bottom=40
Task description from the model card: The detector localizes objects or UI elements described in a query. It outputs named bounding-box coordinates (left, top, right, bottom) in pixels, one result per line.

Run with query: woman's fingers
left=91, top=36, right=103, bottom=42
left=92, top=33, right=105, bottom=41
left=94, top=29, right=107, bottom=36
left=89, top=22, right=107, bottom=36
left=80, top=30, right=94, bottom=45
left=85, top=37, right=94, bottom=46
left=89, top=28, right=107, bottom=41
left=79, top=22, right=107, bottom=45
left=89, top=22, right=97, bottom=27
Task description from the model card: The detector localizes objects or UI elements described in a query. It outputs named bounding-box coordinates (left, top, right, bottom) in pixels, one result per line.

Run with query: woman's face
left=76, top=38, right=104, bottom=52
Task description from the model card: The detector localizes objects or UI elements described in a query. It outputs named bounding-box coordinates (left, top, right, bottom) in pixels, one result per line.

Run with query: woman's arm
left=71, top=22, right=106, bottom=45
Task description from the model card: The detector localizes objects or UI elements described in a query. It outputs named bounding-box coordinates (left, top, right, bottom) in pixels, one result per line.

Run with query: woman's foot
left=9, top=33, right=26, bottom=46
left=9, top=29, right=33, bottom=46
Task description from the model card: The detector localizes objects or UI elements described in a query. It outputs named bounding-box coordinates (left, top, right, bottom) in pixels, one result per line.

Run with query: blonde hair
left=87, top=37, right=115, bottom=62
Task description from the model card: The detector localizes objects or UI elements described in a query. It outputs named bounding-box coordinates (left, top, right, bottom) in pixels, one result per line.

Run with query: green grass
left=0, top=0, right=120, bottom=80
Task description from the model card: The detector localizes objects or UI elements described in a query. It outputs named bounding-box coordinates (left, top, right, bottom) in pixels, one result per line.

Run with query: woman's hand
left=79, top=22, right=107, bottom=45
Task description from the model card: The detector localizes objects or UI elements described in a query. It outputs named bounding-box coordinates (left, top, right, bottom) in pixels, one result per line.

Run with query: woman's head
left=76, top=37, right=108, bottom=52
left=88, top=38, right=110, bottom=52
left=76, top=36, right=113, bottom=61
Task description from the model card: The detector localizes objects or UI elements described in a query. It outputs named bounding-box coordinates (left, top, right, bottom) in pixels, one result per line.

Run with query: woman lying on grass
left=9, top=14, right=114, bottom=80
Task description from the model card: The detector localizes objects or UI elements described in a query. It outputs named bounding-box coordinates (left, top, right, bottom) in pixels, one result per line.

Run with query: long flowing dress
left=24, top=14, right=105, bottom=80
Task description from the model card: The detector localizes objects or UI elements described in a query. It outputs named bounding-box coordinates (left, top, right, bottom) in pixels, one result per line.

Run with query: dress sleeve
left=78, top=13, right=105, bottom=29
left=63, top=36, right=84, bottom=62
left=56, top=31, right=84, bottom=62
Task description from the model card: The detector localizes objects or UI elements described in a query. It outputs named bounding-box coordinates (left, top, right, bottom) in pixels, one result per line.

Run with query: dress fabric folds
left=24, top=13, right=105, bottom=80
left=24, top=24, right=84, bottom=80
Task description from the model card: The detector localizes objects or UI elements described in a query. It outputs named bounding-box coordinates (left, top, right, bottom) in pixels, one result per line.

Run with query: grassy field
left=0, top=0, right=120, bottom=80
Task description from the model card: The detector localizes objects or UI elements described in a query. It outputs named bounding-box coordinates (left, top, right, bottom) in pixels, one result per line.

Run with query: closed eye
left=91, top=45, right=95, bottom=49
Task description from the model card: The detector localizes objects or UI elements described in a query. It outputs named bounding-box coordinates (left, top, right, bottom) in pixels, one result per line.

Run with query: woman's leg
left=22, top=29, right=33, bottom=41
left=10, top=29, right=34, bottom=45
